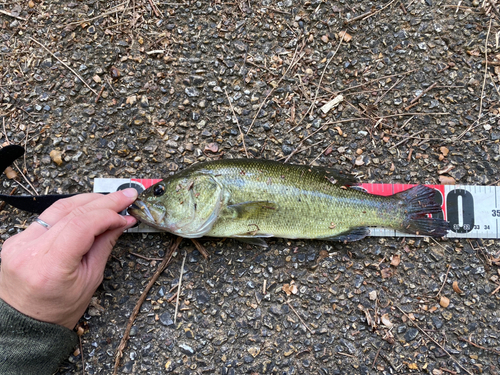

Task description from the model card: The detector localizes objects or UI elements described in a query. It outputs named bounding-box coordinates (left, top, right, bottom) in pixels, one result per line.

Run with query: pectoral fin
left=323, top=227, right=370, bottom=242
left=227, top=201, right=277, bottom=219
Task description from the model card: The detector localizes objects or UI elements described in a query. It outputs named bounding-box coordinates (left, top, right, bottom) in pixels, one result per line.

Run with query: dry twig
left=225, top=88, right=249, bottom=158
left=129, top=252, right=164, bottom=261
left=190, top=238, right=210, bottom=259
left=0, top=9, right=26, bottom=21
left=291, top=35, right=344, bottom=132
left=457, top=18, right=492, bottom=140
left=404, top=82, right=438, bottom=111
left=174, top=251, right=187, bottom=324
left=29, top=38, right=98, bottom=96
left=246, top=38, right=305, bottom=134
left=113, top=237, right=182, bottom=375
left=285, top=299, right=313, bottom=334
left=435, top=264, right=451, bottom=297
left=457, top=335, right=500, bottom=355
left=396, top=306, right=473, bottom=375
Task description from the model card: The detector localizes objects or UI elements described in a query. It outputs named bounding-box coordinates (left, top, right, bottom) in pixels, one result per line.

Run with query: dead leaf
left=439, top=296, right=450, bottom=308
left=390, top=254, right=401, bottom=267
left=126, top=95, right=137, bottom=105
left=359, top=304, right=375, bottom=328
left=439, top=146, right=449, bottom=156
left=439, top=175, right=456, bottom=185
left=282, top=282, right=298, bottom=296
left=368, top=290, right=377, bottom=301
left=50, top=150, right=63, bottom=166
left=204, top=143, right=219, bottom=153
left=318, top=250, right=329, bottom=260
left=4, top=166, right=17, bottom=179
left=438, top=165, right=454, bottom=174
left=452, top=281, right=464, bottom=294
left=381, top=313, right=394, bottom=329
left=338, top=30, right=352, bottom=42
left=407, top=363, right=419, bottom=370
left=320, top=94, right=344, bottom=114
left=380, top=268, right=393, bottom=279
left=354, top=155, right=364, bottom=166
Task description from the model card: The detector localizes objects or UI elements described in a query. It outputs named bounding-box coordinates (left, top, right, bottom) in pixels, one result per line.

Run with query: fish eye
left=153, top=184, right=165, bottom=197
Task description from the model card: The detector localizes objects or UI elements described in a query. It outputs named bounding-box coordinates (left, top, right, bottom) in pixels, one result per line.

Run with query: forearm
left=0, top=298, right=77, bottom=375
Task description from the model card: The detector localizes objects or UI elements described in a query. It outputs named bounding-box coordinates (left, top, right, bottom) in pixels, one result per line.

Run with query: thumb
left=85, top=215, right=137, bottom=272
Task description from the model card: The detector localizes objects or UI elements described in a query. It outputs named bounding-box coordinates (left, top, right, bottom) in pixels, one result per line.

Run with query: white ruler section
left=361, top=183, right=499, bottom=239
left=94, top=178, right=500, bottom=239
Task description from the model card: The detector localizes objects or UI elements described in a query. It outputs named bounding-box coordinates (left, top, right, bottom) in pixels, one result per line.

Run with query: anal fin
left=233, top=237, right=269, bottom=248
left=323, top=227, right=370, bottom=242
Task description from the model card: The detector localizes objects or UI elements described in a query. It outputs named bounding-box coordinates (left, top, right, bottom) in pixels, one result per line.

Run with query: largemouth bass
left=128, top=159, right=449, bottom=245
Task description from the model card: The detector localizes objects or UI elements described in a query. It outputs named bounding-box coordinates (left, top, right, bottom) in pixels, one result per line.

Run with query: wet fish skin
left=128, top=159, right=449, bottom=242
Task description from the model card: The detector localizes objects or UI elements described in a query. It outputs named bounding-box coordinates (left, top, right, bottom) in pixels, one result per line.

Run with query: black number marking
left=446, top=189, right=474, bottom=234
left=493, top=209, right=500, bottom=217
left=431, top=189, right=444, bottom=221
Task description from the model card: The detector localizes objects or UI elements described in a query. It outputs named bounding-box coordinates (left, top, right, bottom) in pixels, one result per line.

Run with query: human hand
left=0, top=189, right=138, bottom=329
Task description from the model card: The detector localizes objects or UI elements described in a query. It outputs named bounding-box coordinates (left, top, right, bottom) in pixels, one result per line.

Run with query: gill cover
left=141, top=173, right=225, bottom=238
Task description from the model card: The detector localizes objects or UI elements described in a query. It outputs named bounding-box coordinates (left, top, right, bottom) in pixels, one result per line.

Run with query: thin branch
left=173, top=251, right=187, bottom=324
left=190, top=238, right=209, bottom=259
left=285, top=299, right=314, bottom=334
left=13, top=161, right=38, bottom=195
left=2, top=117, right=9, bottom=144
left=0, top=9, right=26, bottom=21
left=284, top=125, right=326, bottom=163
left=396, top=306, right=473, bottom=375
left=404, top=82, right=438, bottom=111
left=129, top=252, right=164, bottom=261
left=457, top=18, right=492, bottom=140
left=63, top=2, right=127, bottom=26
left=225, top=88, right=249, bottom=158
left=246, top=38, right=305, bottom=134
left=435, top=264, right=451, bottom=297
left=146, top=0, right=161, bottom=17
left=291, top=35, right=343, bottom=132
left=29, top=37, right=98, bottom=96
left=113, top=237, right=182, bottom=375
left=457, top=335, right=500, bottom=355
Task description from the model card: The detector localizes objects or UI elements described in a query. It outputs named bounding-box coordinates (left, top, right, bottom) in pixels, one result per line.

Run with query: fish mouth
left=127, top=200, right=166, bottom=227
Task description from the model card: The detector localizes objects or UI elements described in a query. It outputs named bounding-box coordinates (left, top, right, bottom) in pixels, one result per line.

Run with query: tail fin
left=393, top=185, right=449, bottom=237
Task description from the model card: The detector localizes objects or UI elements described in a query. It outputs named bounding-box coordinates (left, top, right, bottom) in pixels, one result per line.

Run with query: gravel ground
left=1, top=0, right=500, bottom=374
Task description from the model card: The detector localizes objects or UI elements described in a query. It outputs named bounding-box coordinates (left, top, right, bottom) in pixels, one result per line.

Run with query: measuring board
left=94, top=178, right=500, bottom=239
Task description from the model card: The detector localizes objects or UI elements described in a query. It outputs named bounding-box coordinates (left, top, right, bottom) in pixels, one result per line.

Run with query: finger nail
left=122, top=188, right=138, bottom=199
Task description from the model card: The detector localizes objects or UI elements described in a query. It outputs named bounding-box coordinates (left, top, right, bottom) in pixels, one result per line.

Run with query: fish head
left=127, top=181, right=172, bottom=230
left=127, top=174, right=224, bottom=237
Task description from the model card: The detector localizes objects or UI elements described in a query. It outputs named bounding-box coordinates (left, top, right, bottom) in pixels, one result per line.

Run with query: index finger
left=26, top=189, right=138, bottom=238
left=25, top=193, right=108, bottom=237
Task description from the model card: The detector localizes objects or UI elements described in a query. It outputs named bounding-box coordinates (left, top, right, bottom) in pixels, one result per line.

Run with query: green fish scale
left=183, top=159, right=404, bottom=239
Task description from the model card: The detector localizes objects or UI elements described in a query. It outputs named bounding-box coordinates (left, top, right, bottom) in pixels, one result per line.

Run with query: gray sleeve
left=0, top=298, right=78, bottom=375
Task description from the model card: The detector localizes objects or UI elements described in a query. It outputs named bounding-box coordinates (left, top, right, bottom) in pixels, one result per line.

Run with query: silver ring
left=34, top=218, right=51, bottom=230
